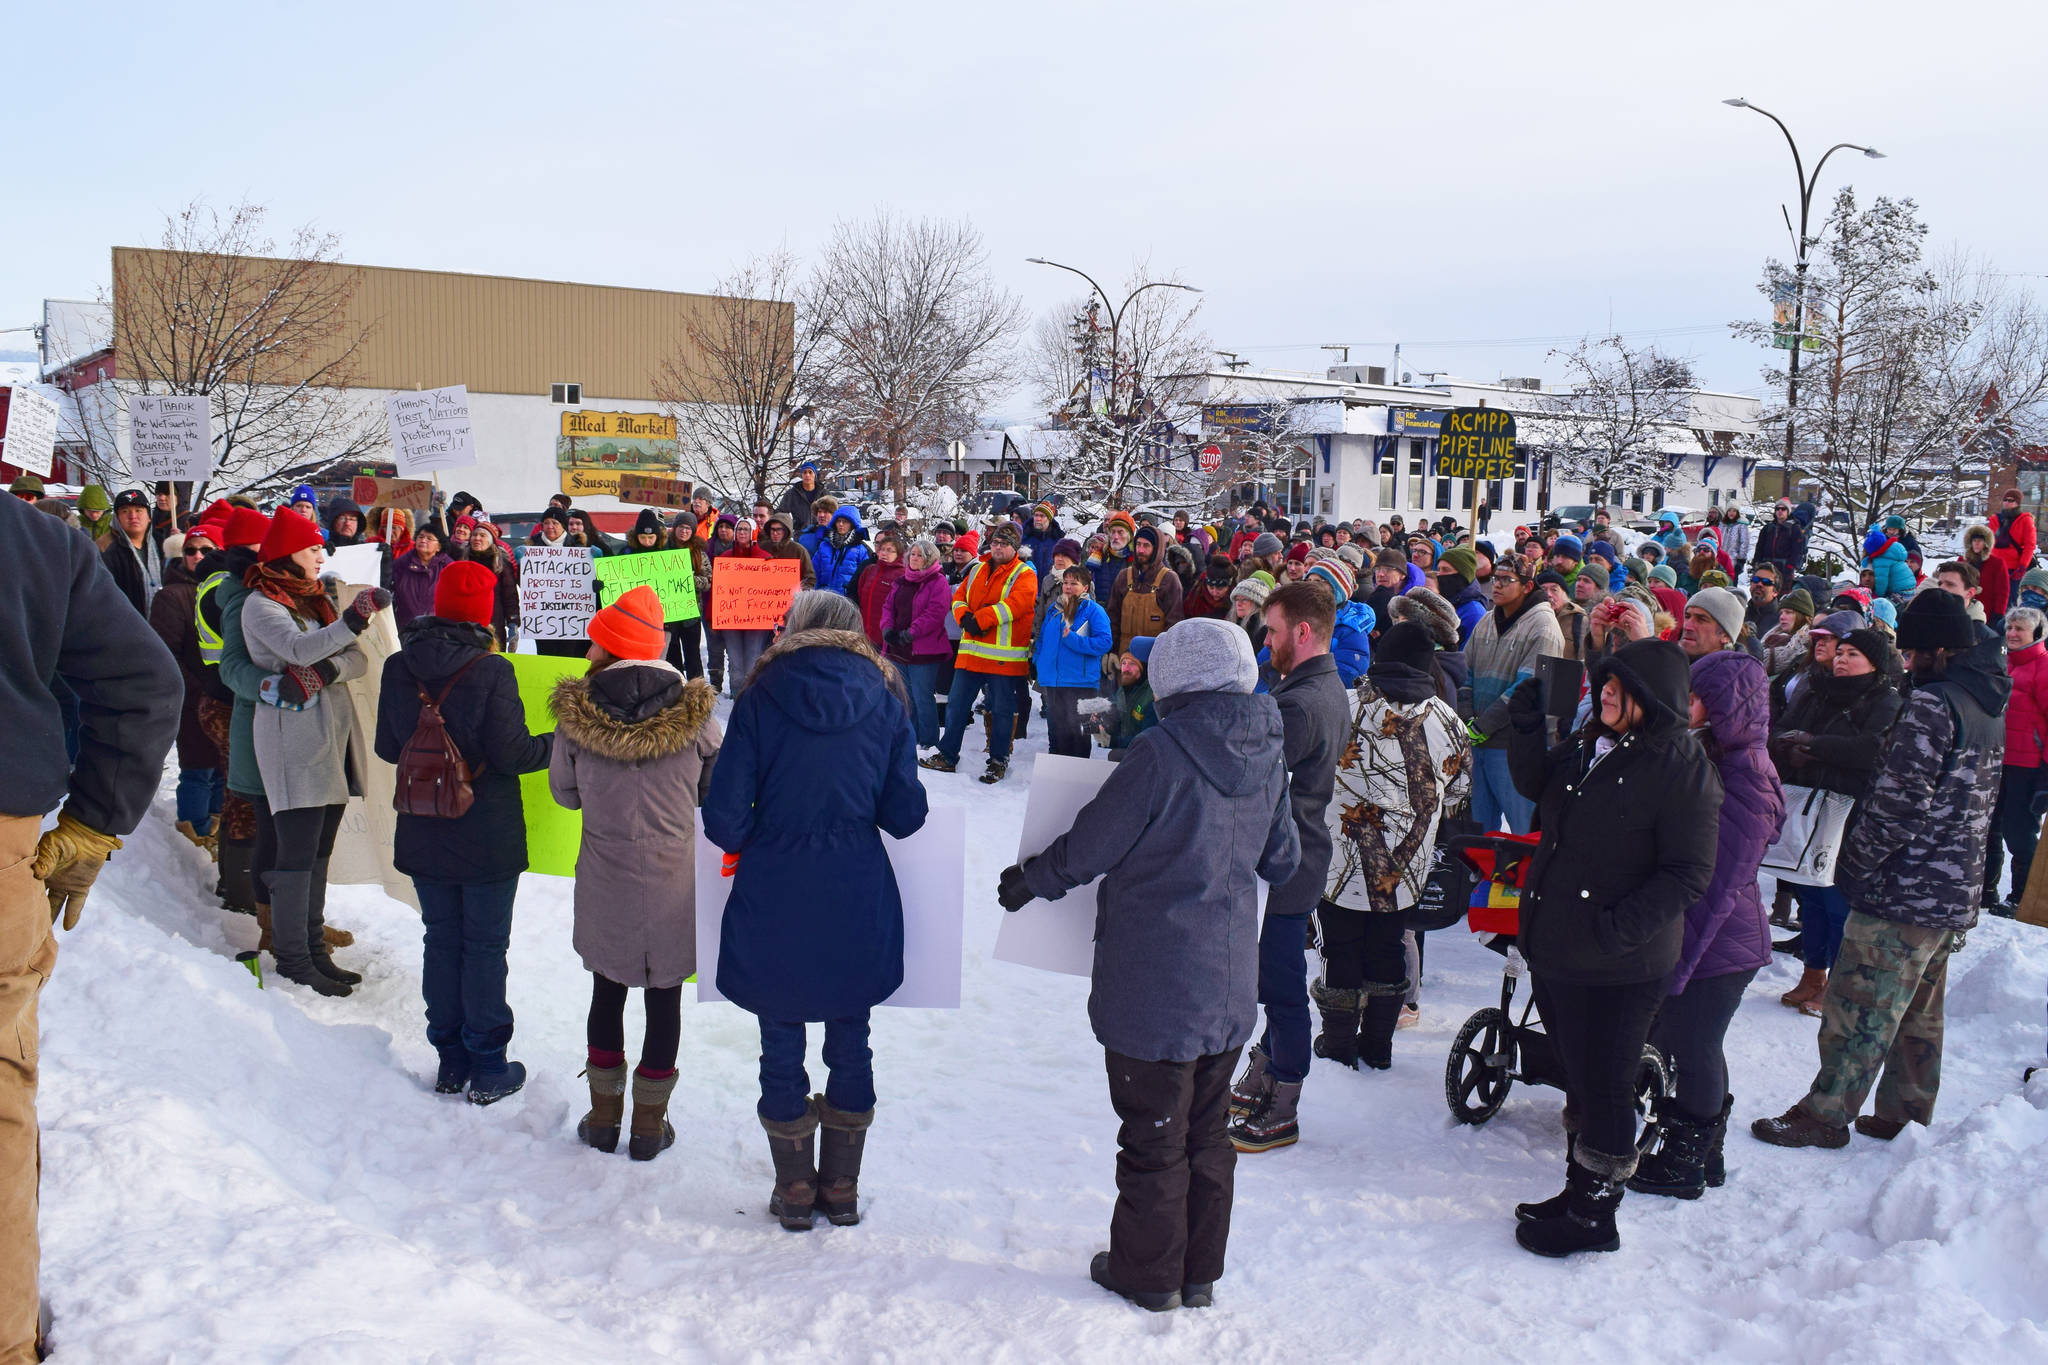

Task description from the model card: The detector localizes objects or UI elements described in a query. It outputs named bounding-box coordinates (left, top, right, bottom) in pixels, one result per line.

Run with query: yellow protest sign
left=1435, top=408, right=1520, bottom=481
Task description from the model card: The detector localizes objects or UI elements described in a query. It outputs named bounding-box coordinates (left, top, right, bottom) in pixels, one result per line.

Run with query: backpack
left=393, top=655, right=485, bottom=819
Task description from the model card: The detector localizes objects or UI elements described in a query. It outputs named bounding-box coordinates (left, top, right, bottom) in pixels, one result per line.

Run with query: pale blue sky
left=8, top=0, right=2043, bottom=410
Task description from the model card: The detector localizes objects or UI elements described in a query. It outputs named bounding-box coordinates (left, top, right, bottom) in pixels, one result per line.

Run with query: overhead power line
left=1239, top=322, right=1735, bottom=354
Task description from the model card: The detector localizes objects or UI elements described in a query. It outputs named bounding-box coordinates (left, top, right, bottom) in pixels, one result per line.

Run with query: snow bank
left=32, top=713, right=2048, bottom=1362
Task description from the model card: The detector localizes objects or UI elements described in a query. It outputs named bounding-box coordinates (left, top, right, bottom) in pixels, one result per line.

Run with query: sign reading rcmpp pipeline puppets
left=1434, top=408, right=1519, bottom=481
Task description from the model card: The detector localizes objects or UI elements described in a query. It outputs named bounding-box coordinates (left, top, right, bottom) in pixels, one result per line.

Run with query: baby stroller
left=1433, top=831, right=1672, bottom=1154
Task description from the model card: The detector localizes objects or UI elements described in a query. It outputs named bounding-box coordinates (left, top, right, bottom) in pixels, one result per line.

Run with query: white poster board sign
left=693, top=805, right=965, bottom=1008
left=320, top=542, right=385, bottom=589
left=996, top=751, right=1267, bottom=978
left=127, top=394, right=214, bottom=482
left=385, top=384, right=476, bottom=475
left=518, top=544, right=595, bottom=640
left=2, top=385, right=59, bottom=477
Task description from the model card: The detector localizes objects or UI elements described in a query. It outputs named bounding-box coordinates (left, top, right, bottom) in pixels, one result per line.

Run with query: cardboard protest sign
left=518, top=545, right=595, bottom=641
left=128, top=394, right=213, bottom=482
left=694, top=806, right=964, bottom=1008
left=1434, top=408, right=1519, bottom=481
left=386, top=385, right=476, bottom=475
left=595, top=548, right=699, bottom=622
left=996, top=752, right=1265, bottom=978
left=617, top=473, right=693, bottom=509
left=712, top=557, right=801, bottom=630
left=507, top=654, right=586, bottom=876
left=352, top=474, right=434, bottom=514
left=1, top=385, right=59, bottom=477
left=325, top=607, right=418, bottom=910
left=321, top=543, right=384, bottom=589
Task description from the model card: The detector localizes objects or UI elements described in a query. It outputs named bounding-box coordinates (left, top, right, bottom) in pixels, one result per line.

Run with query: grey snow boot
left=1228, top=1078, right=1302, bottom=1153
left=266, top=871, right=351, bottom=998
left=1228, top=1046, right=1274, bottom=1117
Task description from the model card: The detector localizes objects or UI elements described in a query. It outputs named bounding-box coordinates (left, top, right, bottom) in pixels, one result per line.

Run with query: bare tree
left=651, top=249, right=818, bottom=502
left=91, top=199, right=384, bottom=499
left=1733, top=190, right=2048, bottom=535
left=1033, top=271, right=1211, bottom=507
left=807, top=214, right=1023, bottom=503
left=1537, top=335, right=1699, bottom=503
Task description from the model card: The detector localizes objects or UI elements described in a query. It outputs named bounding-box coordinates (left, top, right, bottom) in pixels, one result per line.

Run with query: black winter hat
left=112, top=488, right=151, bottom=511
left=631, top=507, right=665, bottom=540
left=1839, top=627, right=1894, bottom=670
left=1894, top=588, right=1976, bottom=650
left=1590, top=638, right=1691, bottom=731
left=1372, top=619, right=1437, bottom=673
left=538, top=506, right=570, bottom=530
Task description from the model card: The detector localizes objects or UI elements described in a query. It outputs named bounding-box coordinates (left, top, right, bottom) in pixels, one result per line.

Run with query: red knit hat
left=223, top=507, right=272, bottom=550
left=587, top=585, right=666, bottom=661
left=257, top=508, right=323, bottom=562
left=198, top=500, right=233, bottom=528
left=433, top=560, right=498, bottom=626
left=954, top=529, right=980, bottom=556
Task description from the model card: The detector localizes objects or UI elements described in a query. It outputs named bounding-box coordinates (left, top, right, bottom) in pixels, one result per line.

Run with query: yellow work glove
left=31, top=811, right=122, bottom=931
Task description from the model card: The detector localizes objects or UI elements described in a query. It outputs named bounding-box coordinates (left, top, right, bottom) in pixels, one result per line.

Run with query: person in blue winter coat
left=1586, top=540, right=1628, bottom=595
left=1863, top=519, right=1916, bottom=598
left=1035, top=566, right=1114, bottom=757
left=701, top=590, right=928, bottom=1233
left=810, top=505, right=873, bottom=596
left=1652, top=509, right=1689, bottom=558
left=1258, top=553, right=1373, bottom=689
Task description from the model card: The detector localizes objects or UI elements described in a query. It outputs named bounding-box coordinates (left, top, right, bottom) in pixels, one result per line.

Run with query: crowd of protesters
left=4, top=462, right=2044, bottom=1351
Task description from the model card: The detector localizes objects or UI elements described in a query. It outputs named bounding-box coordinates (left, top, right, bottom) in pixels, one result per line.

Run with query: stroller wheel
left=1633, top=1044, right=1675, bottom=1154
left=1445, top=1007, right=1513, bottom=1124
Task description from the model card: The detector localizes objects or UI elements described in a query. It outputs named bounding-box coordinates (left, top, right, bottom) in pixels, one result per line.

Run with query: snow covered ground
left=33, top=704, right=2048, bottom=1363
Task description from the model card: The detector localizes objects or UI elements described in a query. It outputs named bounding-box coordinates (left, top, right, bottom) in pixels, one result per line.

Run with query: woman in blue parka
left=808, top=504, right=874, bottom=597
left=702, top=589, right=928, bottom=1233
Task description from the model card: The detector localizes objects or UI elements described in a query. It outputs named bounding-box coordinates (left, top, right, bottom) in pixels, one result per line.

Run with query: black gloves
left=997, top=863, right=1033, bottom=912
left=1507, top=676, right=1543, bottom=715
left=884, top=628, right=911, bottom=649
left=962, top=614, right=990, bottom=638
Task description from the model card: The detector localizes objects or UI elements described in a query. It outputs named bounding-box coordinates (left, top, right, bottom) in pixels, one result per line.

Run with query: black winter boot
left=628, top=1070, right=678, bottom=1161
left=467, top=1050, right=528, bottom=1105
left=1516, top=1153, right=1627, bottom=1257
left=1310, top=978, right=1362, bottom=1068
left=1627, top=1106, right=1715, bottom=1199
left=216, top=838, right=258, bottom=915
left=434, top=1047, right=470, bottom=1095
left=577, top=1061, right=628, bottom=1151
left=1357, top=979, right=1410, bottom=1071
left=1705, top=1094, right=1732, bottom=1188
left=305, top=859, right=362, bottom=985
left=1090, top=1252, right=1180, bottom=1312
left=763, top=1100, right=821, bottom=1230
left=1515, top=1123, right=1578, bottom=1223
left=267, top=871, right=352, bottom=998
left=816, top=1094, right=874, bottom=1225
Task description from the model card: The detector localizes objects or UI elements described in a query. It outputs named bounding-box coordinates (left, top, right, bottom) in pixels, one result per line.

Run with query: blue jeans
left=1256, top=913, right=1312, bottom=1083
left=1471, top=747, right=1534, bottom=834
left=1793, top=883, right=1852, bottom=970
left=175, top=767, right=225, bottom=835
left=414, top=876, right=519, bottom=1059
left=757, top=1012, right=874, bottom=1122
left=938, top=670, right=1019, bottom=765
left=903, top=661, right=941, bottom=748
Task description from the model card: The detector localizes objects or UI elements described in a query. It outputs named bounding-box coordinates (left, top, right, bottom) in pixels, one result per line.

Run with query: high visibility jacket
left=953, top=555, right=1037, bottom=676
left=194, top=570, right=229, bottom=665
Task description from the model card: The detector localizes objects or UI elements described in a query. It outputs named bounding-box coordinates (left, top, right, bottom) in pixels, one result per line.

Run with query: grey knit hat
left=1250, top=532, right=1284, bottom=557
left=1229, top=576, right=1272, bottom=609
left=1335, top=543, right=1366, bottom=571
left=1149, top=617, right=1258, bottom=698
left=1689, top=586, right=1744, bottom=646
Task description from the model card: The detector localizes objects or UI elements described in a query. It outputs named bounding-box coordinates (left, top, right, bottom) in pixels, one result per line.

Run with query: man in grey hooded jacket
left=998, top=617, right=1299, bottom=1312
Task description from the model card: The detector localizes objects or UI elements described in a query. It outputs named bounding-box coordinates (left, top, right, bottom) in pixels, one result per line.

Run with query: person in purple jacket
left=880, top=537, right=956, bottom=749
left=390, top=523, right=453, bottom=627
left=1631, top=649, right=1784, bottom=1200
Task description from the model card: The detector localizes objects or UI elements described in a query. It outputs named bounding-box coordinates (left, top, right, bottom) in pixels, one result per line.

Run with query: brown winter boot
left=1780, top=968, right=1827, bottom=1012
left=1750, top=1102, right=1850, bottom=1149
left=762, top=1099, right=821, bottom=1230
left=577, top=1061, right=628, bottom=1153
left=628, top=1070, right=679, bottom=1161
left=255, top=901, right=273, bottom=953
left=816, top=1094, right=875, bottom=1226
left=1854, top=1115, right=1907, bottom=1141
left=322, top=924, right=355, bottom=948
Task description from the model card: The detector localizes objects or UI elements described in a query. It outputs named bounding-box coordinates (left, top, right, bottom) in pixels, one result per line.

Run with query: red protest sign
left=712, top=557, right=802, bottom=630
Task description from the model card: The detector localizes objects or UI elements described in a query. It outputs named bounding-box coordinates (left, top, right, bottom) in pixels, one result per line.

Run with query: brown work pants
left=0, top=815, right=52, bottom=1364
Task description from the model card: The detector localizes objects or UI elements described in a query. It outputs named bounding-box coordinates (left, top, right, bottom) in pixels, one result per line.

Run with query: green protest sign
left=593, top=548, right=700, bottom=622
left=507, top=653, right=587, bottom=876
left=1435, top=408, right=1520, bottom=481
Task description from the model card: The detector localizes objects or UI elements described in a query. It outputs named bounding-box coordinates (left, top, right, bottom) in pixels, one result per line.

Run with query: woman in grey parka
left=238, top=510, right=391, bottom=997
left=549, top=584, right=722, bottom=1162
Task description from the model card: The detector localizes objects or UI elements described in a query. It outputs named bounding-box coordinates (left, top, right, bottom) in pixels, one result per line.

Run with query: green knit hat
left=1439, top=546, right=1479, bottom=583
left=77, top=484, right=112, bottom=513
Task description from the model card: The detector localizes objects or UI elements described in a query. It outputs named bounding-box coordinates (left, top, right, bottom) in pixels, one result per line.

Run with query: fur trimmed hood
left=550, top=665, right=717, bottom=762
left=1392, top=587, right=1460, bottom=649
left=747, top=626, right=910, bottom=710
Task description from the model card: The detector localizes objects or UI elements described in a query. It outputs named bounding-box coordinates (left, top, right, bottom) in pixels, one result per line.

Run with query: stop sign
left=1199, top=444, right=1223, bottom=473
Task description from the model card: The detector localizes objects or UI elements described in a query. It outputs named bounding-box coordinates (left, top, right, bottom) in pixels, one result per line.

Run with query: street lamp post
left=1723, top=98, right=1886, bottom=471
left=1026, top=257, right=1200, bottom=503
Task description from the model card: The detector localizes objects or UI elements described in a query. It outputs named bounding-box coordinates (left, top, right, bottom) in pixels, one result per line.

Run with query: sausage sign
left=1434, top=408, right=1519, bottom=481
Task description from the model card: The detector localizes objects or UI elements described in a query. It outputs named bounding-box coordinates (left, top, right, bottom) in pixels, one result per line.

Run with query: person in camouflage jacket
left=1754, top=588, right=2009, bottom=1149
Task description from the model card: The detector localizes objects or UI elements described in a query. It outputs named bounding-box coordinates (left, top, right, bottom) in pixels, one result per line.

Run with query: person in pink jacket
left=1989, top=607, right=2048, bottom=912
left=882, top=536, right=955, bottom=748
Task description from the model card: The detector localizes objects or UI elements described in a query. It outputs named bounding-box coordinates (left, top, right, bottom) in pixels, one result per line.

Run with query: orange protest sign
left=712, top=557, right=802, bottom=630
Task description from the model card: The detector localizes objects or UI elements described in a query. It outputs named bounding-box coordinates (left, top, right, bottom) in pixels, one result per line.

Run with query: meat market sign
left=1433, top=408, right=1519, bottom=481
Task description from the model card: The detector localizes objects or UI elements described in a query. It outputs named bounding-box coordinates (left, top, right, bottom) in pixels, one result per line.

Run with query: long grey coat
left=240, top=591, right=368, bottom=811
left=549, top=663, right=721, bottom=988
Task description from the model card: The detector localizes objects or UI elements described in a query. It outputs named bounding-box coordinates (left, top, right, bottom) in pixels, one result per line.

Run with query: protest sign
left=617, top=473, right=693, bottom=509
left=326, top=607, right=418, bottom=910
left=518, top=544, right=595, bottom=641
left=712, top=557, right=801, bottom=630
left=995, top=752, right=1265, bottom=978
left=508, top=654, right=586, bottom=876
left=1, top=384, right=59, bottom=477
left=1434, top=408, right=1519, bottom=481
left=128, top=394, right=213, bottom=482
left=352, top=474, right=434, bottom=514
left=693, top=806, right=964, bottom=1008
left=386, top=384, right=476, bottom=475
left=595, top=548, right=699, bottom=622
left=321, top=542, right=384, bottom=589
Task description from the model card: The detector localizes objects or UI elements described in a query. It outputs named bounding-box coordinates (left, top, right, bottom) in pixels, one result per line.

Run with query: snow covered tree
left=806, top=214, right=1023, bottom=503
left=651, top=249, right=819, bottom=502
left=89, top=198, right=385, bottom=499
left=1733, top=190, right=2048, bottom=535
left=1029, top=268, right=1210, bottom=508
left=1537, top=335, right=1699, bottom=504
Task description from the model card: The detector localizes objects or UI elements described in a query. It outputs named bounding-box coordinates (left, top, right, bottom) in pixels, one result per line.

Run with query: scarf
left=243, top=562, right=337, bottom=626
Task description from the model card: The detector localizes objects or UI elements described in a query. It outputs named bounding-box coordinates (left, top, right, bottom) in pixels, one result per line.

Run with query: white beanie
left=1149, top=617, right=1258, bottom=698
